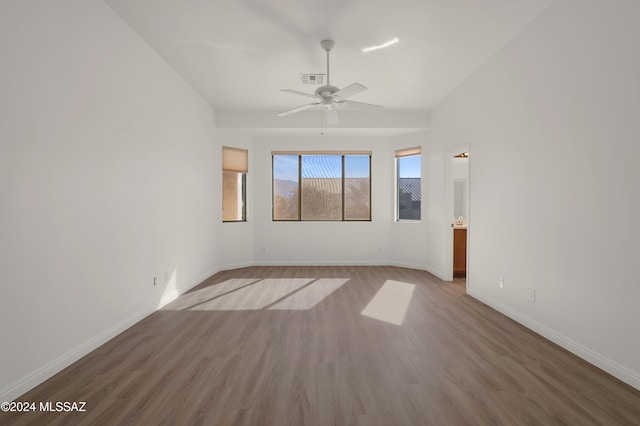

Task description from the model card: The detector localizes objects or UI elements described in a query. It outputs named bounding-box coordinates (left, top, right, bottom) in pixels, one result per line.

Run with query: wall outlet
left=153, top=277, right=157, bottom=287
left=499, top=278, right=504, bottom=289
left=262, top=247, right=266, bottom=254
left=528, top=289, right=535, bottom=302
left=164, top=272, right=168, bottom=283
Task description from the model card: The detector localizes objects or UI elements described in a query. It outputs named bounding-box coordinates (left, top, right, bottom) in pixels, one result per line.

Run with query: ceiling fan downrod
left=320, top=39, right=335, bottom=86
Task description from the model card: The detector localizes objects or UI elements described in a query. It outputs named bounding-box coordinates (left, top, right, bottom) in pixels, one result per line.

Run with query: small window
left=222, top=147, right=247, bottom=222
left=272, top=151, right=371, bottom=221
left=396, top=147, right=421, bottom=221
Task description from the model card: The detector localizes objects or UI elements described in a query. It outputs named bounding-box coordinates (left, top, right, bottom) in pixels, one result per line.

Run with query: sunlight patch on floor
left=168, top=278, right=261, bottom=310
left=361, top=280, right=415, bottom=325
left=268, top=278, right=349, bottom=310
left=191, top=278, right=313, bottom=310
left=165, top=277, right=352, bottom=311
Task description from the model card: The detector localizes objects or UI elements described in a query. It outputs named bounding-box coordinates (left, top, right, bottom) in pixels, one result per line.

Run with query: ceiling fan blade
left=281, top=89, right=318, bottom=98
left=334, top=83, right=367, bottom=99
left=324, top=107, right=339, bottom=125
left=277, top=102, right=321, bottom=117
left=338, top=99, right=384, bottom=112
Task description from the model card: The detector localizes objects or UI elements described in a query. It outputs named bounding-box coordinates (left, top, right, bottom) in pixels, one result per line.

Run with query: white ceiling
left=105, top=0, right=553, bottom=113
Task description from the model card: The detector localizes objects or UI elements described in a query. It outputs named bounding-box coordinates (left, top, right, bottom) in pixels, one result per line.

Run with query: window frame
left=395, top=147, right=422, bottom=222
left=222, top=146, right=248, bottom=223
left=272, top=151, right=372, bottom=222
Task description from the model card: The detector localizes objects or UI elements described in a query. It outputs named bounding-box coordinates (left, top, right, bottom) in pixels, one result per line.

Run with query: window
left=222, top=146, right=247, bottom=222
left=396, top=147, right=421, bottom=221
left=272, top=152, right=371, bottom=221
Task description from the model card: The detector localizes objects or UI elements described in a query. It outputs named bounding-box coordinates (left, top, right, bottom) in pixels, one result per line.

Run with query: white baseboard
left=253, top=259, right=391, bottom=267
left=0, top=309, right=152, bottom=403
left=224, top=260, right=446, bottom=282
left=216, top=261, right=253, bottom=272
left=158, top=289, right=180, bottom=308
left=467, top=289, right=640, bottom=391
left=389, top=260, right=447, bottom=281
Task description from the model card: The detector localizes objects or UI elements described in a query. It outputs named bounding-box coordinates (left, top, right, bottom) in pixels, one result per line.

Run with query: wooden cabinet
left=453, top=228, right=467, bottom=277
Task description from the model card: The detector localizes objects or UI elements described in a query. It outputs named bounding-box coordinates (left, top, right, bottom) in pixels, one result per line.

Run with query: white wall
left=252, top=137, right=393, bottom=265
left=415, top=0, right=640, bottom=388
left=0, top=0, right=221, bottom=401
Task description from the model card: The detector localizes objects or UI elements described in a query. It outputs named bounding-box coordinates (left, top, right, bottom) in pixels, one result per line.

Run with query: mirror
left=452, top=152, right=469, bottom=222
left=453, top=179, right=467, bottom=219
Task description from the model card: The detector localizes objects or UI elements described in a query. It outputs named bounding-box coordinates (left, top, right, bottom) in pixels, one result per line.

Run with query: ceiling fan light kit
left=278, top=39, right=383, bottom=126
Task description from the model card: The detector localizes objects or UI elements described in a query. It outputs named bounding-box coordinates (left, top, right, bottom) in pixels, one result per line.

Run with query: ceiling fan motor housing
left=320, top=39, right=335, bottom=51
left=315, top=85, right=339, bottom=100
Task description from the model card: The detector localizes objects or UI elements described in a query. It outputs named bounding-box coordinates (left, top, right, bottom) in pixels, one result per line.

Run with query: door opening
left=445, top=146, right=470, bottom=293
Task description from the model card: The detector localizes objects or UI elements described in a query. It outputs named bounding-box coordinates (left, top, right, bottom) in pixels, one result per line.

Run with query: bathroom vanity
left=453, top=227, right=467, bottom=277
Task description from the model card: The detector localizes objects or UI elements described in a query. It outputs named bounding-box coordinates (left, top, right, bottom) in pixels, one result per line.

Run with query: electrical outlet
left=164, top=272, right=168, bottom=283
left=262, top=247, right=266, bottom=254
left=499, top=278, right=504, bottom=289
left=528, top=289, right=535, bottom=302
left=153, top=277, right=157, bottom=287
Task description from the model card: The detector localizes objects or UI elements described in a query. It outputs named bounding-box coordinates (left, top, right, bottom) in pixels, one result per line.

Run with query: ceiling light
left=362, top=38, right=399, bottom=53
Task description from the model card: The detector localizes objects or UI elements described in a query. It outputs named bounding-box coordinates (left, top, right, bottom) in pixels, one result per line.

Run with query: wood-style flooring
left=3, top=266, right=640, bottom=425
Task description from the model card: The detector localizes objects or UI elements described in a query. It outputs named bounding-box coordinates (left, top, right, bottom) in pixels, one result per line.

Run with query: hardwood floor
left=3, top=266, right=639, bottom=425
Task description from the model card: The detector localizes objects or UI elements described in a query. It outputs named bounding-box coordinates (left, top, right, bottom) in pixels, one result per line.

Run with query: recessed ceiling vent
left=300, top=74, right=325, bottom=86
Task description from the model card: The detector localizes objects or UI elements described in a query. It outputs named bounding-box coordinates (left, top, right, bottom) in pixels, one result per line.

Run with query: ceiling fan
left=278, top=39, right=383, bottom=125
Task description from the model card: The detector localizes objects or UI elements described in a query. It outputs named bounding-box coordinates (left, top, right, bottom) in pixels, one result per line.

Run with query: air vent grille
left=300, top=74, right=325, bottom=86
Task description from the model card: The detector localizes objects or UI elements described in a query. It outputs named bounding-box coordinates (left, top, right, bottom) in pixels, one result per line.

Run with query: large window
left=222, top=146, right=247, bottom=222
left=396, top=147, right=421, bottom=221
left=272, top=152, right=371, bottom=221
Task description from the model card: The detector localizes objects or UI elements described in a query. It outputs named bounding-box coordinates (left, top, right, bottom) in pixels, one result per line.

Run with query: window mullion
left=341, top=155, right=346, bottom=221
left=298, top=155, right=302, bottom=221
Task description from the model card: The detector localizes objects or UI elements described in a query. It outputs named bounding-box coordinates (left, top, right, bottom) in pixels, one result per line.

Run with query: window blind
left=223, top=147, right=248, bottom=172
left=395, top=147, right=421, bottom=158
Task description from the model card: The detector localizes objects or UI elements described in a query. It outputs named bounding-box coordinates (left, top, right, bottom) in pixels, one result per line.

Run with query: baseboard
left=216, top=261, right=254, bottom=272
left=389, top=261, right=447, bottom=281
left=222, top=260, right=446, bottom=282
left=253, top=259, right=391, bottom=267
left=467, top=289, right=640, bottom=391
left=0, top=309, right=152, bottom=403
left=158, top=289, right=180, bottom=308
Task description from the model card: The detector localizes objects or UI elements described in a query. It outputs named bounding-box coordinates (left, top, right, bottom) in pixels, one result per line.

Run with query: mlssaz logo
left=39, top=401, right=87, bottom=412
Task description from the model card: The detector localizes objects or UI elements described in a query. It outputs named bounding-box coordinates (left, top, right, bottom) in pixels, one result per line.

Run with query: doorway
left=445, top=145, right=470, bottom=293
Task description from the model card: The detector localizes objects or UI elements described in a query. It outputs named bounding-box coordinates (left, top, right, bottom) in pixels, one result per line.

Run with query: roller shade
left=395, top=147, right=421, bottom=158
left=223, top=146, right=248, bottom=172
